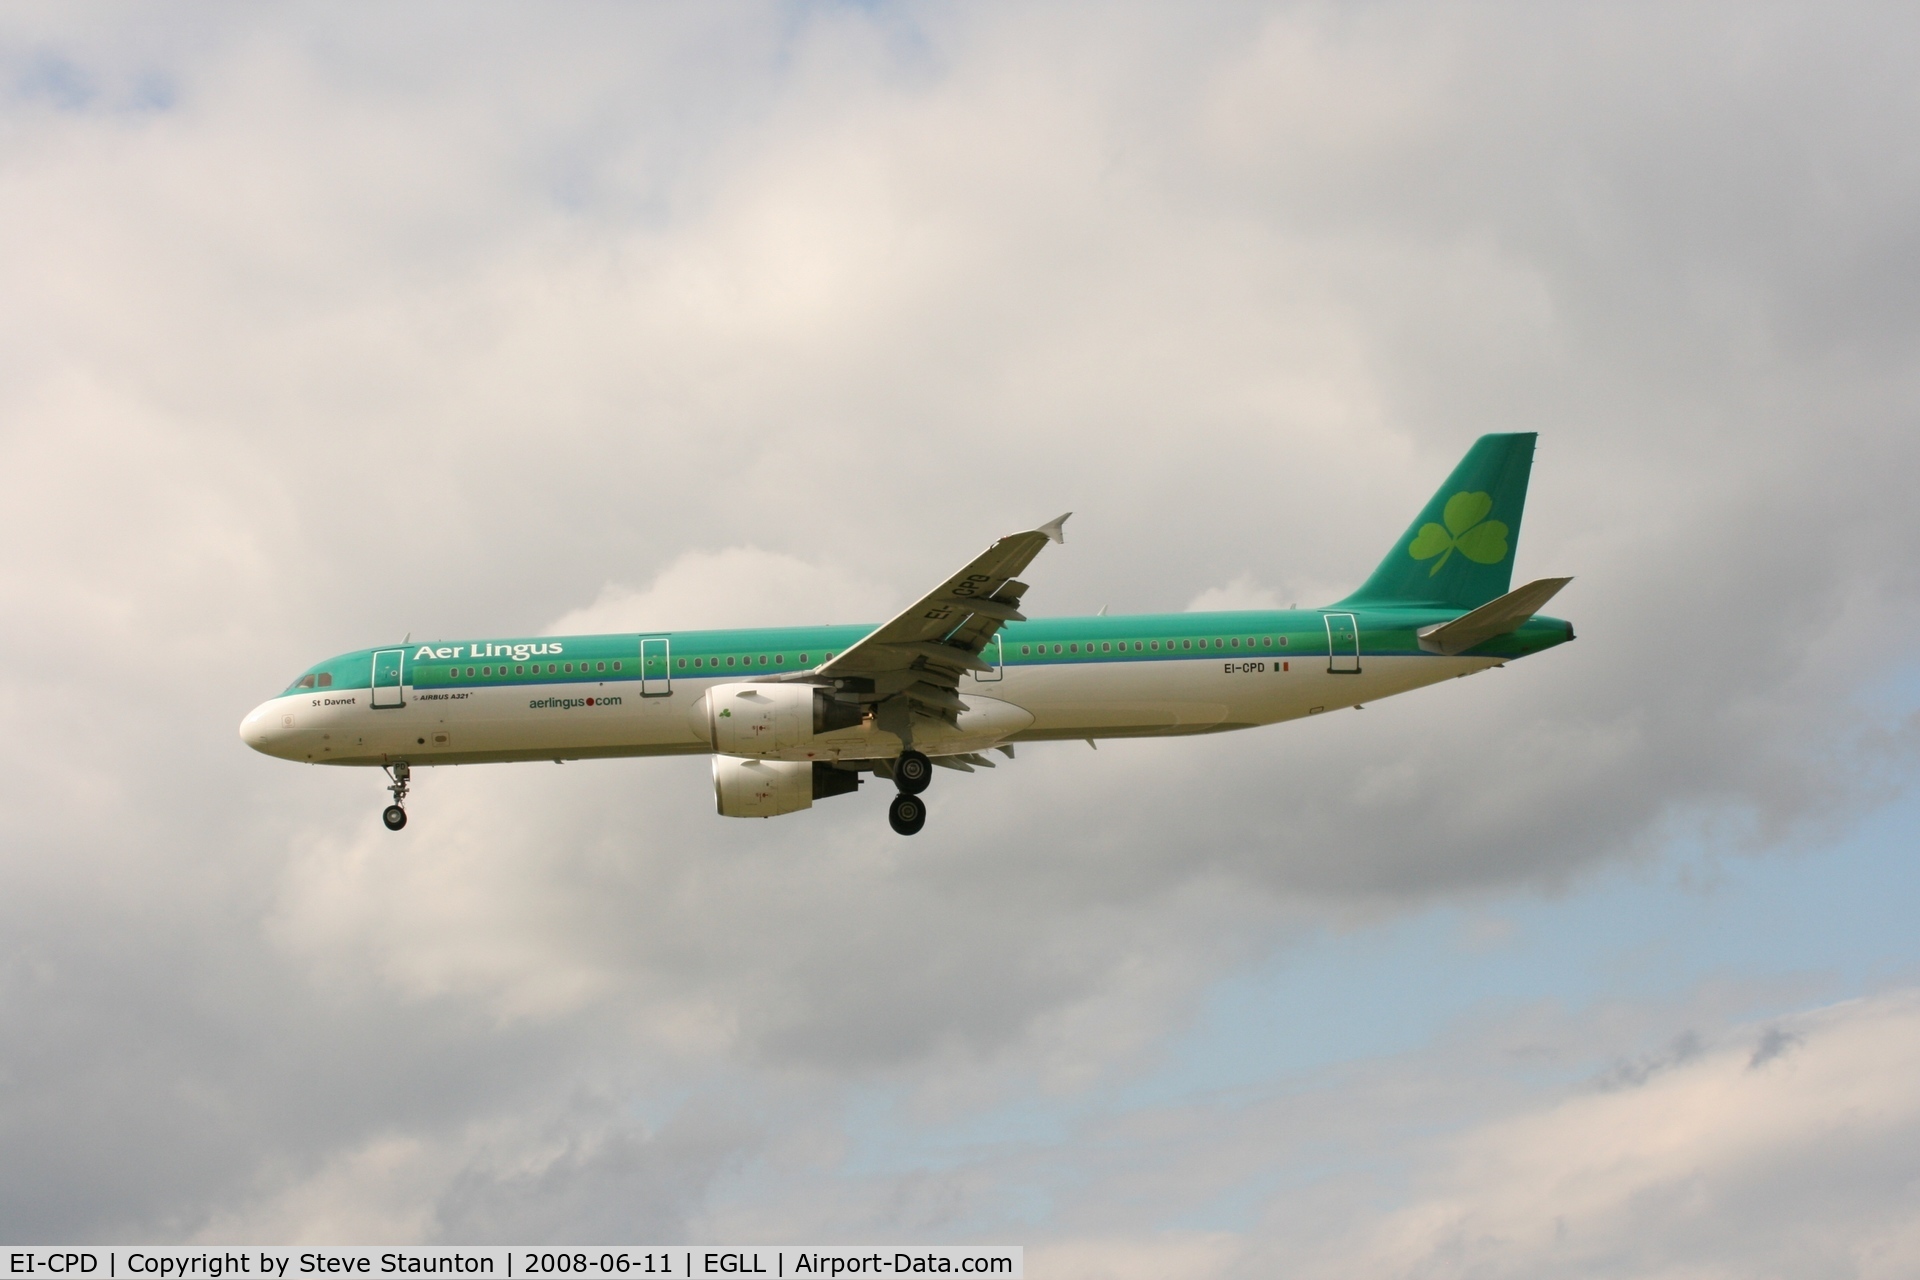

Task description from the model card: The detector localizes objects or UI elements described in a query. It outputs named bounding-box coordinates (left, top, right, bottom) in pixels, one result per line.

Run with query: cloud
left=546, top=547, right=893, bottom=636
left=1184, top=574, right=1283, bottom=613
left=1280, top=992, right=1920, bottom=1279
left=1020, top=991, right=1920, bottom=1279
left=0, top=0, right=1917, bottom=1254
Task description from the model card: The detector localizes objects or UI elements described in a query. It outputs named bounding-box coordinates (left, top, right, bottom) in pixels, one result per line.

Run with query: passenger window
left=466, top=667, right=475, bottom=677
left=776, top=655, right=784, bottom=664
left=1053, top=644, right=1062, bottom=654
left=1135, top=642, right=1144, bottom=651
left=1021, top=646, right=1030, bottom=655
left=1197, top=640, right=1207, bottom=650
left=678, top=659, right=686, bottom=669
left=515, top=665, right=524, bottom=675
left=564, top=663, right=573, bottom=673
left=613, top=660, right=622, bottom=670
left=597, top=661, right=605, bottom=672
left=548, top=663, right=557, bottom=672
left=1279, top=637, right=1288, bottom=647
left=799, top=653, right=809, bottom=663
left=1101, top=642, right=1110, bottom=652
left=727, top=656, right=735, bottom=666
left=1231, top=638, right=1240, bottom=648
left=1149, top=641, right=1158, bottom=650
left=1070, top=643, right=1077, bottom=653
left=1182, top=640, right=1192, bottom=650
left=482, top=667, right=491, bottom=676
left=1262, top=637, right=1272, bottom=647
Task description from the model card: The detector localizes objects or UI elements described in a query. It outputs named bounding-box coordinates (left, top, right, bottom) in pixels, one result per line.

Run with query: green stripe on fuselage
left=283, top=608, right=1573, bottom=696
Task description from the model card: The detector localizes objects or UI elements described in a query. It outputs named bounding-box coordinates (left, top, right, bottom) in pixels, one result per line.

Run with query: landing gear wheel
left=893, top=749, right=932, bottom=795
left=381, top=761, right=412, bottom=832
left=888, top=792, right=927, bottom=836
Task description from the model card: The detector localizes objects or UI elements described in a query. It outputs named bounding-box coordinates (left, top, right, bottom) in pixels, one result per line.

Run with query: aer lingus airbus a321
left=242, top=433, right=1573, bottom=835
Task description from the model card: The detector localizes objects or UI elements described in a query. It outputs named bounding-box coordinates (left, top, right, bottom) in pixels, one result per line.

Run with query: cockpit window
left=317, top=673, right=332, bottom=687
left=297, top=675, right=316, bottom=689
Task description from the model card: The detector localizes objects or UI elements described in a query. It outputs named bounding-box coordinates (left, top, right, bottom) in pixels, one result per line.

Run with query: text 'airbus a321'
left=242, top=433, right=1573, bottom=836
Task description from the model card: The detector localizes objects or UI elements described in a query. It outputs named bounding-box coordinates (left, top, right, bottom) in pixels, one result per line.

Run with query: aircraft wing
left=814, top=513, right=1069, bottom=719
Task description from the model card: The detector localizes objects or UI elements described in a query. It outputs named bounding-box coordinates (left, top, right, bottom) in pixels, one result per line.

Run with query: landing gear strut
left=382, top=762, right=410, bottom=831
left=888, top=791, right=926, bottom=836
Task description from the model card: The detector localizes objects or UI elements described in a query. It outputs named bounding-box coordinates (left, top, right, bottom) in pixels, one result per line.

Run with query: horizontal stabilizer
left=1417, top=577, right=1572, bottom=656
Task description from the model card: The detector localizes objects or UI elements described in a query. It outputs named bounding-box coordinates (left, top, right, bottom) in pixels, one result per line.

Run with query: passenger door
left=1323, top=613, right=1360, bottom=674
left=371, top=648, right=406, bottom=707
left=641, top=636, right=672, bottom=696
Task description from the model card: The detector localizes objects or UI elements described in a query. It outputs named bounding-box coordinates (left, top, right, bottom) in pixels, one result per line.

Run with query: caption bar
left=5, top=1251, right=1019, bottom=1280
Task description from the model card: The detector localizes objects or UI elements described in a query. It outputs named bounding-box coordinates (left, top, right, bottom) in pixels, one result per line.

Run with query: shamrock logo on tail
left=1409, top=491, right=1509, bottom=576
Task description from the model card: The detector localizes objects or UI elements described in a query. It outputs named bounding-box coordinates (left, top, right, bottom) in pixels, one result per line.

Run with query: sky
left=2, top=1, right=1919, bottom=1274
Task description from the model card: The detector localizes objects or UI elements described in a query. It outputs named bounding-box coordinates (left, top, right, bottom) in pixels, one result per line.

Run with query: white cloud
left=1185, top=574, right=1282, bottom=613
left=0, top=0, right=1918, bottom=1256
left=545, top=547, right=894, bottom=636
left=983, top=992, right=1920, bottom=1279
left=1301, top=995, right=1920, bottom=1277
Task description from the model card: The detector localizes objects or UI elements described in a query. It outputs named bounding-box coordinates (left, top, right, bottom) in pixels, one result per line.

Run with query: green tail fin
left=1338, top=433, right=1536, bottom=610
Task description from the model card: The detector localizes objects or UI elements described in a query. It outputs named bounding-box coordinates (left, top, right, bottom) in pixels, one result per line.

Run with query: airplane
left=240, top=433, right=1573, bottom=836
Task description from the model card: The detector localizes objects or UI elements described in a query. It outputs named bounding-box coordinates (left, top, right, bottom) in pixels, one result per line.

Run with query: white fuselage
left=239, top=651, right=1496, bottom=769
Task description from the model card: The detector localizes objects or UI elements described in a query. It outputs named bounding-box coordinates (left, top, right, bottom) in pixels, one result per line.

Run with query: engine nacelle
left=705, top=682, right=865, bottom=757
left=712, top=756, right=862, bottom=818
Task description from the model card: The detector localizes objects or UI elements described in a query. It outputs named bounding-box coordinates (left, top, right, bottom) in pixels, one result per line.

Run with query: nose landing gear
left=382, top=762, right=411, bottom=831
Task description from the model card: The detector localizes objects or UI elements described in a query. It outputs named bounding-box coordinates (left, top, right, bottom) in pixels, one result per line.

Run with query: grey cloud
left=432, top=1101, right=757, bottom=1245
left=1749, top=1025, right=1804, bottom=1070
left=1588, top=1030, right=1704, bottom=1092
left=0, top=0, right=1917, bottom=1247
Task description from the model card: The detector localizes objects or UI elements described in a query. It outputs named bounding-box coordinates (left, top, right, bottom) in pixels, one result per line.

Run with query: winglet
left=1039, top=512, right=1072, bottom=545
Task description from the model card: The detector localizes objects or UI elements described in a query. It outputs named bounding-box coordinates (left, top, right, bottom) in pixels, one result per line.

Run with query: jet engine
left=705, top=682, right=866, bottom=757
left=713, top=756, right=862, bottom=818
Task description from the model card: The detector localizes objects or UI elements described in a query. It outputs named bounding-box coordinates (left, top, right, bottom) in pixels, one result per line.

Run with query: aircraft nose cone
left=239, top=702, right=285, bottom=756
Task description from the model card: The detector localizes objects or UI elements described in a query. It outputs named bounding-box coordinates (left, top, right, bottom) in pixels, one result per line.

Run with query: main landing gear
left=893, top=749, right=932, bottom=795
left=888, top=791, right=926, bottom=837
left=382, top=762, right=410, bottom=831
left=888, top=749, right=931, bottom=836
